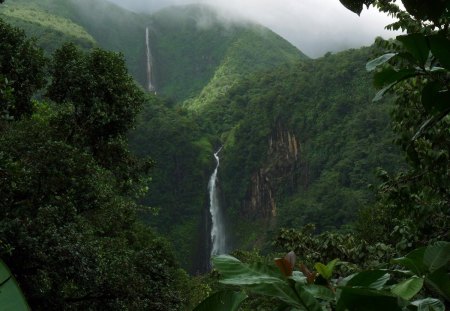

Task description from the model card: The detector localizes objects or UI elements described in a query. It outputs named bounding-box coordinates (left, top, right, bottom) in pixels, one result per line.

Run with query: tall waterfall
left=145, top=27, right=155, bottom=92
left=209, top=147, right=226, bottom=257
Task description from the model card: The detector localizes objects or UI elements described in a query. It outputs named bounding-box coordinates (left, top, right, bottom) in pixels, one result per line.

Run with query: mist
left=105, top=0, right=399, bottom=57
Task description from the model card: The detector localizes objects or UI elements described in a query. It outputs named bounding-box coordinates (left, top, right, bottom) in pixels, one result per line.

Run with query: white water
left=145, top=27, right=155, bottom=92
left=209, top=147, right=226, bottom=257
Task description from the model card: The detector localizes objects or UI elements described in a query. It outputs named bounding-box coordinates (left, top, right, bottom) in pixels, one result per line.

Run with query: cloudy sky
left=106, top=0, right=399, bottom=57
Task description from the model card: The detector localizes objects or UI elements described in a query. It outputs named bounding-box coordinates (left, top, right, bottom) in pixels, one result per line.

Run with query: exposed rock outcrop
left=242, top=124, right=301, bottom=222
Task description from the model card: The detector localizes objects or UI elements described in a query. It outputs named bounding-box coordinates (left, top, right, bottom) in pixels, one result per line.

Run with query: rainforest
left=0, top=0, right=449, bottom=310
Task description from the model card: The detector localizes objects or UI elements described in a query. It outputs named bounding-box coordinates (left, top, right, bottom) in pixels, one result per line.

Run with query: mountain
left=1, top=1, right=305, bottom=105
left=129, top=46, right=402, bottom=271
left=1, top=0, right=309, bottom=271
left=0, top=0, right=401, bottom=272
left=208, top=47, right=402, bottom=250
left=0, top=1, right=96, bottom=52
left=147, top=4, right=307, bottom=104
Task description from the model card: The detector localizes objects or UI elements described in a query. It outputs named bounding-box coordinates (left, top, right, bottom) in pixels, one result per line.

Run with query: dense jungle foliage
left=195, top=0, right=450, bottom=309
left=0, top=0, right=449, bottom=309
left=0, top=19, right=195, bottom=310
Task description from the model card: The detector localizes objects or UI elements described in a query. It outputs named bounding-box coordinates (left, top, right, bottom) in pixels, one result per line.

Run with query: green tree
left=339, top=0, right=450, bottom=250
left=47, top=43, right=145, bottom=146
left=0, top=19, right=185, bottom=310
left=0, top=18, right=45, bottom=120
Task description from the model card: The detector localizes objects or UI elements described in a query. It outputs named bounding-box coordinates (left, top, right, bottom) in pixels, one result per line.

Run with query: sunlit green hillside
left=0, top=4, right=96, bottom=52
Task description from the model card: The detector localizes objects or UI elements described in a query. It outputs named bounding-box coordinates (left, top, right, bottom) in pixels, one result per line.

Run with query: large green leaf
left=338, top=0, right=375, bottom=15
left=0, top=260, right=29, bottom=311
left=397, top=34, right=430, bottom=66
left=244, top=282, right=304, bottom=308
left=212, top=255, right=303, bottom=308
left=213, top=255, right=285, bottom=285
left=303, top=285, right=335, bottom=301
left=294, top=284, right=322, bottom=311
left=314, top=259, right=338, bottom=280
left=366, top=53, right=397, bottom=72
left=392, top=247, right=428, bottom=276
left=429, top=34, right=450, bottom=70
left=421, top=81, right=450, bottom=115
left=193, top=290, right=247, bottom=311
left=409, top=298, right=445, bottom=311
left=373, top=67, right=416, bottom=89
left=337, top=288, right=403, bottom=311
left=401, top=0, right=448, bottom=22
left=426, top=267, right=450, bottom=302
left=391, top=276, right=424, bottom=300
left=344, top=270, right=390, bottom=290
left=423, top=241, right=450, bottom=273
left=393, top=242, right=450, bottom=278
left=373, top=82, right=397, bottom=102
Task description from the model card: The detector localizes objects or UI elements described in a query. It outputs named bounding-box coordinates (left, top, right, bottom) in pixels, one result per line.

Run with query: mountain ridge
left=1, top=0, right=306, bottom=103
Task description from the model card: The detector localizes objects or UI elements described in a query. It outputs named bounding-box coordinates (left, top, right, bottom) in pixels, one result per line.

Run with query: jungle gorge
left=0, top=0, right=449, bottom=310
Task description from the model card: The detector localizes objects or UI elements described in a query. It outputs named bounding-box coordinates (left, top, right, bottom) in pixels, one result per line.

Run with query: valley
left=0, top=0, right=448, bottom=309
left=0, top=0, right=400, bottom=271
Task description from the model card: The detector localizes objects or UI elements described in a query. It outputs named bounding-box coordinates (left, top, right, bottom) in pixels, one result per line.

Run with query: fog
left=105, top=0, right=399, bottom=57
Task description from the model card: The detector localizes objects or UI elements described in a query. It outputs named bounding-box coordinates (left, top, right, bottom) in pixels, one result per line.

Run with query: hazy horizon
left=104, top=0, right=399, bottom=57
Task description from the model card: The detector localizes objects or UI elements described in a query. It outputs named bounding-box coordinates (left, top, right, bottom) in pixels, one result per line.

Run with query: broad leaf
left=193, top=290, right=247, bottom=311
left=402, top=0, right=448, bottom=22
left=397, top=34, right=430, bottom=66
left=294, top=284, right=322, bottom=311
left=412, top=106, right=450, bottom=140
left=314, top=259, right=338, bottom=280
left=245, top=282, right=305, bottom=308
left=422, top=81, right=445, bottom=114
left=373, top=82, right=397, bottom=102
left=373, top=67, right=416, bottom=89
left=429, top=34, right=450, bottom=70
left=391, top=276, right=424, bottom=300
left=303, top=285, right=335, bottom=301
left=366, top=53, right=397, bottom=71
left=372, top=66, right=417, bottom=102
left=0, top=260, right=29, bottom=311
left=410, top=298, right=445, bottom=311
left=213, top=255, right=303, bottom=308
left=345, top=270, right=390, bottom=290
left=337, top=288, right=403, bottom=311
left=392, top=247, right=428, bottom=276
left=213, top=255, right=285, bottom=285
left=290, top=271, right=307, bottom=284
left=338, top=0, right=374, bottom=15
left=426, top=267, right=450, bottom=302
left=423, top=241, right=450, bottom=273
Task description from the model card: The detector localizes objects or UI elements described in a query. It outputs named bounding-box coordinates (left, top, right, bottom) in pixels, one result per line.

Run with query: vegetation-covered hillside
left=1, top=0, right=305, bottom=104
left=0, top=2, right=96, bottom=52
left=0, top=18, right=192, bottom=310
left=193, top=46, right=401, bottom=250
left=1, top=0, right=448, bottom=309
left=148, top=4, right=307, bottom=104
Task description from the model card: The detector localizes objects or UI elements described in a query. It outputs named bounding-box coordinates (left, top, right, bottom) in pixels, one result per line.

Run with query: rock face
left=242, top=124, right=302, bottom=222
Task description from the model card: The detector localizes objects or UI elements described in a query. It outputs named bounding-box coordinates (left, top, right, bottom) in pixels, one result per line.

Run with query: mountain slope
left=0, top=3, right=96, bottom=52
left=148, top=4, right=307, bottom=103
left=203, top=47, right=402, bottom=250
left=1, top=1, right=305, bottom=105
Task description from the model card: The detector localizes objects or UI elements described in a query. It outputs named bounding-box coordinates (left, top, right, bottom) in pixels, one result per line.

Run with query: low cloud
left=106, top=0, right=399, bottom=57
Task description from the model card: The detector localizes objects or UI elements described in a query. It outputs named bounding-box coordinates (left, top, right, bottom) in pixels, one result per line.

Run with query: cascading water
left=209, top=147, right=226, bottom=257
left=145, top=27, right=155, bottom=92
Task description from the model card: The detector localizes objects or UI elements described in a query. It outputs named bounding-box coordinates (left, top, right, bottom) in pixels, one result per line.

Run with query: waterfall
left=145, top=27, right=155, bottom=92
left=209, top=147, right=226, bottom=257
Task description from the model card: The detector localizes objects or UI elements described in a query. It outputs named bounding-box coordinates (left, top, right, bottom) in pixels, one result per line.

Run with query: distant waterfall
left=209, top=147, right=226, bottom=257
left=145, top=27, right=155, bottom=92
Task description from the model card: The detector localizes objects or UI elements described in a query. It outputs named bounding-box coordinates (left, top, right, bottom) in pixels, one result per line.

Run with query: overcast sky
left=106, top=0, right=399, bottom=57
